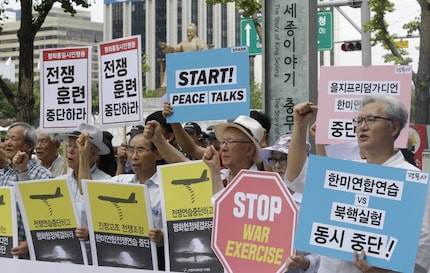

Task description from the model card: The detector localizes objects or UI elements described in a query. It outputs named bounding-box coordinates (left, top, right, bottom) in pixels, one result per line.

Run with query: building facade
left=0, top=7, right=103, bottom=86
left=103, top=0, right=241, bottom=91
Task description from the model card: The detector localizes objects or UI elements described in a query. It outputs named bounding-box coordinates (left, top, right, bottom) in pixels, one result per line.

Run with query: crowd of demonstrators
left=285, top=96, right=430, bottom=273
left=3, top=94, right=429, bottom=273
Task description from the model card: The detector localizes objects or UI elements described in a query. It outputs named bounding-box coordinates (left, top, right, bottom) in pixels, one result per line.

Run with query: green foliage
left=364, top=0, right=416, bottom=65
left=403, top=17, right=420, bottom=37
left=33, top=82, right=40, bottom=126
left=33, top=0, right=90, bottom=15
left=143, top=89, right=159, bottom=98
left=250, top=80, right=262, bottom=109
left=205, top=0, right=261, bottom=18
left=142, top=53, right=151, bottom=74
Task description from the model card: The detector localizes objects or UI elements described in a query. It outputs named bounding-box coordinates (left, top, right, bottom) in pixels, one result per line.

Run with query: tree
left=363, top=0, right=428, bottom=124
left=0, top=0, right=90, bottom=124
left=250, top=80, right=262, bottom=109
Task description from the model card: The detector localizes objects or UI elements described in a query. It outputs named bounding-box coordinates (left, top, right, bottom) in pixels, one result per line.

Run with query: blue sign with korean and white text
left=165, top=47, right=250, bottom=123
left=295, top=155, right=429, bottom=273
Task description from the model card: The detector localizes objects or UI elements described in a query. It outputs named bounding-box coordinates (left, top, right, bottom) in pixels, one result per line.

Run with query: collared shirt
left=0, top=158, right=53, bottom=241
left=111, top=172, right=163, bottom=230
left=287, top=151, right=428, bottom=273
left=38, top=154, right=67, bottom=177
left=57, top=164, right=111, bottom=226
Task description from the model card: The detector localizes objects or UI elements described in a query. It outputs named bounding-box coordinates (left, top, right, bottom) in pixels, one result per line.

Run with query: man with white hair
left=0, top=122, right=53, bottom=258
left=36, top=132, right=66, bottom=176
left=202, top=115, right=265, bottom=195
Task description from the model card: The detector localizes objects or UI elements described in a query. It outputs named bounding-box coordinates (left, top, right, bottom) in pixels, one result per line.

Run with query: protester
left=286, top=96, right=430, bottom=273
left=202, top=115, right=264, bottom=195
left=0, top=122, right=54, bottom=258
left=112, top=128, right=167, bottom=270
left=183, top=122, right=202, bottom=146
left=96, top=131, right=117, bottom=176
left=58, top=123, right=112, bottom=262
left=36, top=132, right=66, bottom=176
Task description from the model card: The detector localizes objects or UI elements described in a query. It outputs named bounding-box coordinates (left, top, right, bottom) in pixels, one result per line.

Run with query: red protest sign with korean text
left=211, top=170, right=298, bottom=273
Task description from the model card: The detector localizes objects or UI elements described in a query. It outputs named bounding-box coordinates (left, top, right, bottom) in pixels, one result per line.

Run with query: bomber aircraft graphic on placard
left=29, top=187, right=63, bottom=200
left=171, top=169, right=210, bottom=203
left=98, top=192, right=138, bottom=220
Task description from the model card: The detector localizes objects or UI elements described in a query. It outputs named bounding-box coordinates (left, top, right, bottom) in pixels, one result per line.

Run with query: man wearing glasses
left=285, top=95, right=430, bottom=273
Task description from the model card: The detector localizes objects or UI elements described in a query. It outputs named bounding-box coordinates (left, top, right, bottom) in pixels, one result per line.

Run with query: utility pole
left=318, top=0, right=372, bottom=66
left=361, top=0, right=371, bottom=65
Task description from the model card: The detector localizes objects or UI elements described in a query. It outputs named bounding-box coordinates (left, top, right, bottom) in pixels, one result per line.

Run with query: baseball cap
left=183, top=122, right=202, bottom=135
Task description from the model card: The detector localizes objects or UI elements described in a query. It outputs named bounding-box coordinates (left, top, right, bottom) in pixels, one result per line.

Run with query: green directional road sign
left=317, top=10, right=333, bottom=51
left=240, top=17, right=262, bottom=56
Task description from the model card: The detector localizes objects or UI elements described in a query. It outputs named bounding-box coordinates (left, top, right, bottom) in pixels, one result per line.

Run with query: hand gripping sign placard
left=212, top=170, right=298, bottom=273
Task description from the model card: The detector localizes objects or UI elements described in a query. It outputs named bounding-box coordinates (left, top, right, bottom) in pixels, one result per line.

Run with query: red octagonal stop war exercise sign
left=211, top=169, right=299, bottom=273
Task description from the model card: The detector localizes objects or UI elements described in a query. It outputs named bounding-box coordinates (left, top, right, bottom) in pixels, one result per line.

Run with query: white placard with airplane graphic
left=158, top=160, right=223, bottom=273
left=14, top=179, right=87, bottom=264
left=82, top=180, right=157, bottom=270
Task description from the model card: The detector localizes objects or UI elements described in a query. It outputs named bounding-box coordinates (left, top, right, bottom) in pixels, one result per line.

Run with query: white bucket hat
left=214, top=115, right=265, bottom=163
left=259, top=134, right=311, bottom=166
left=59, top=123, right=110, bottom=155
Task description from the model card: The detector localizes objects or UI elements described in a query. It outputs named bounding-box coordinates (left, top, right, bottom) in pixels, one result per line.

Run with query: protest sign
left=40, top=47, right=92, bottom=130
left=0, top=187, right=17, bottom=259
left=295, top=155, right=429, bottom=272
left=166, top=47, right=250, bottom=123
left=83, top=180, right=157, bottom=269
left=158, top=161, right=223, bottom=273
left=316, top=65, right=412, bottom=147
left=98, top=36, right=143, bottom=126
left=14, top=179, right=86, bottom=264
left=212, top=170, right=298, bottom=273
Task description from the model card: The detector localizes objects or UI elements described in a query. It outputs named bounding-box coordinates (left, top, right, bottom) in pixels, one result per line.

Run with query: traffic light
left=341, top=41, right=362, bottom=51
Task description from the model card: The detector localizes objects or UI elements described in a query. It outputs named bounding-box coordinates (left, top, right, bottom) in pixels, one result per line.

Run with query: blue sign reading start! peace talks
left=166, top=46, right=250, bottom=123
left=294, top=155, right=429, bottom=273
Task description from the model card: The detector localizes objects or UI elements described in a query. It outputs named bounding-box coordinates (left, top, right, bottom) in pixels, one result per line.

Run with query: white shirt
left=111, top=172, right=163, bottom=230
left=58, top=165, right=111, bottom=226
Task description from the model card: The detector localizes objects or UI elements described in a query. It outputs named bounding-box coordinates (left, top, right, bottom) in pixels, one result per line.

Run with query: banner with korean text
left=316, top=65, right=412, bottom=147
left=0, top=187, right=17, bottom=259
left=40, top=47, right=92, bottom=131
left=98, top=35, right=143, bottom=126
left=14, top=179, right=86, bottom=264
left=165, top=47, right=250, bottom=123
left=295, top=155, right=429, bottom=273
left=158, top=161, right=223, bottom=273
left=82, top=180, right=157, bottom=270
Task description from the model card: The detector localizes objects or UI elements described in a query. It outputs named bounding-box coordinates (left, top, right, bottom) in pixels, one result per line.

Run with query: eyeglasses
left=352, top=115, right=392, bottom=127
left=267, top=157, right=288, bottom=165
left=126, top=147, right=150, bottom=155
left=217, top=140, right=251, bottom=147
